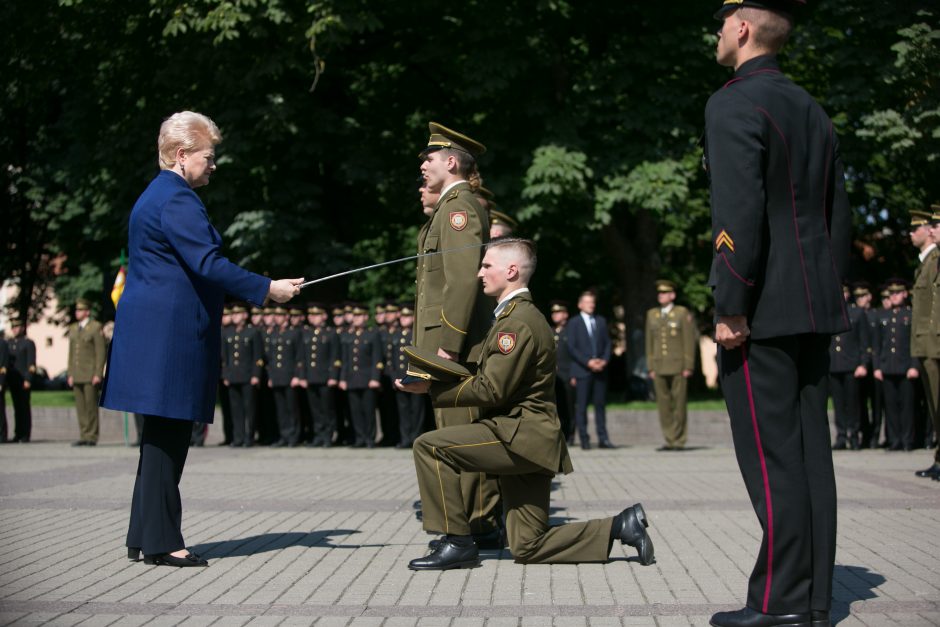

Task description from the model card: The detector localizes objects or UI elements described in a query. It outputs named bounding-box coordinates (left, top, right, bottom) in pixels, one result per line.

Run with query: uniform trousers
left=0, top=384, right=7, bottom=441
left=857, top=374, right=880, bottom=447
left=219, top=380, right=233, bottom=444
left=378, top=376, right=399, bottom=446
left=347, top=388, right=376, bottom=446
left=653, top=373, right=688, bottom=448
left=881, top=375, right=914, bottom=449
left=718, top=335, right=836, bottom=614
left=126, top=415, right=192, bottom=555
left=919, top=358, right=940, bottom=461
left=305, top=383, right=336, bottom=445
left=413, top=423, right=612, bottom=563
left=435, top=406, right=502, bottom=535
left=72, top=382, right=100, bottom=443
left=828, top=372, right=860, bottom=445
left=573, top=373, right=609, bottom=444
left=554, top=377, right=576, bottom=442
left=8, top=373, right=31, bottom=441
left=228, top=383, right=256, bottom=446
left=271, top=385, right=299, bottom=445
left=395, top=389, right=426, bottom=446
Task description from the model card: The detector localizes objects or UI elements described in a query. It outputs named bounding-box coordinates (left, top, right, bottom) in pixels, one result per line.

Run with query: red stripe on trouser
left=742, top=345, right=774, bottom=613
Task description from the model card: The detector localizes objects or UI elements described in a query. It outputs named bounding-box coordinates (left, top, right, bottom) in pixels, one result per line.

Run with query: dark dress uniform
left=256, top=325, right=278, bottom=444
left=828, top=304, right=871, bottom=449
left=0, top=338, right=8, bottom=442
left=553, top=321, right=576, bottom=443
left=301, top=323, right=340, bottom=446
left=266, top=326, right=303, bottom=446
left=388, top=324, right=425, bottom=447
left=222, top=323, right=263, bottom=446
left=7, top=333, right=36, bottom=442
left=860, top=306, right=883, bottom=447
left=340, top=327, right=382, bottom=447
left=704, top=54, right=850, bottom=615
left=377, top=323, right=400, bottom=446
left=874, top=305, right=917, bottom=450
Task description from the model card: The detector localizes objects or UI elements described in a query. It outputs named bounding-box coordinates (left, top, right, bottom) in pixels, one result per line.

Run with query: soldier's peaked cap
left=75, top=298, right=91, bottom=310
left=714, top=0, right=806, bottom=20
left=929, top=203, right=940, bottom=224
left=910, top=209, right=931, bottom=227
left=420, top=122, right=486, bottom=159
left=490, top=209, right=518, bottom=229
left=655, top=279, right=678, bottom=293
left=403, top=345, right=471, bottom=382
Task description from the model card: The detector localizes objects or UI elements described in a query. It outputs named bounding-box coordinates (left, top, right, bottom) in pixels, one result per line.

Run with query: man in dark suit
left=565, top=290, right=614, bottom=449
left=703, top=2, right=851, bottom=625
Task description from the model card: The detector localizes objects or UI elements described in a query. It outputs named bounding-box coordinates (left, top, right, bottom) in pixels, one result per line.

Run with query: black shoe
left=428, top=528, right=504, bottom=551
left=656, top=445, right=674, bottom=452
left=144, top=552, right=209, bottom=567
left=270, top=439, right=287, bottom=448
left=709, top=607, right=810, bottom=627
left=71, top=440, right=88, bottom=447
left=395, top=442, right=411, bottom=449
left=243, top=442, right=253, bottom=448
left=127, top=547, right=141, bottom=561
left=810, top=610, right=830, bottom=627
left=616, top=503, right=655, bottom=565
left=831, top=441, right=846, bottom=451
left=581, top=441, right=591, bottom=450
left=847, top=439, right=860, bottom=450
left=598, top=439, right=617, bottom=449
left=408, top=540, right=479, bottom=571
left=229, top=441, right=243, bottom=448
left=915, top=463, right=940, bottom=478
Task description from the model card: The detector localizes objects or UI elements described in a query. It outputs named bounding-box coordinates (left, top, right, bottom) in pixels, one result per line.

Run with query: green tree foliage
left=2, top=0, right=937, bottom=338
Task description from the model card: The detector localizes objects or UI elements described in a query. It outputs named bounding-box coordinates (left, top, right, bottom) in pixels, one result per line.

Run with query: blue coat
left=565, top=313, right=612, bottom=379
left=101, top=170, right=270, bottom=422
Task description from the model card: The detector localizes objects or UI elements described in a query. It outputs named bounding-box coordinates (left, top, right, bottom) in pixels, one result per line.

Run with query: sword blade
left=298, top=241, right=486, bottom=289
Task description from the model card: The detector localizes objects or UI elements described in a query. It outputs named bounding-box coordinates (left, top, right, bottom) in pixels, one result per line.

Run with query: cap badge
left=497, top=332, right=516, bottom=354
left=450, top=211, right=468, bottom=231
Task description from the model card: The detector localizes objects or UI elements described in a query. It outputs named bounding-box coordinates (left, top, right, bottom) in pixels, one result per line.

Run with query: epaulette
left=497, top=302, right=518, bottom=320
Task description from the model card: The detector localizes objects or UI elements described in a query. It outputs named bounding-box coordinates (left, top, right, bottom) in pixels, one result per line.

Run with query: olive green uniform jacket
left=67, top=320, right=106, bottom=384
left=911, top=246, right=939, bottom=358
left=644, top=305, right=697, bottom=376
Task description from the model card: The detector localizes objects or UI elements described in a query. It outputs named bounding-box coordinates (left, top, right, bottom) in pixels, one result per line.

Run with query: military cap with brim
left=911, top=209, right=931, bottom=227
left=476, top=186, right=495, bottom=201
left=714, top=0, right=806, bottom=20
left=289, top=307, right=303, bottom=316
left=489, top=209, right=518, bottom=229
left=655, top=279, right=678, bottom=293
left=352, top=306, right=369, bottom=315
left=274, top=306, right=289, bottom=315
left=75, top=298, right=91, bottom=311
left=886, top=279, right=908, bottom=293
left=307, top=304, right=327, bottom=315
left=420, top=122, right=486, bottom=159
left=851, top=283, right=871, bottom=297
left=400, top=305, right=414, bottom=316
left=332, top=306, right=344, bottom=316
left=222, top=306, right=233, bottom=314
left=230, top=304, right=248, bottom=314
left=384, top=303, right=400, bottom=313
left=374, top=304, right=386, bottom=313
left=402, top=345, right=472, bottom=382
left=549, top=300, right=568, bottom=313
left=929, top=203, right=940, bottom=224
left=250, top=306, right=263, bottom=315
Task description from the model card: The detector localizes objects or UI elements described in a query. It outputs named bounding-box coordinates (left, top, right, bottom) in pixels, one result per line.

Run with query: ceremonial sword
left=298, top=241, right=487, bottom=289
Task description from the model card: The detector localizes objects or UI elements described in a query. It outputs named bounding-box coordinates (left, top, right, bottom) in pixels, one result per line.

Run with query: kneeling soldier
left=397, top=238, right=655, bottom=570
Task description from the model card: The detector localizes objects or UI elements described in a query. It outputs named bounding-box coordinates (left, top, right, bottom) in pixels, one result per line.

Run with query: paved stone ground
left=0, top=434, right=938, bottom=626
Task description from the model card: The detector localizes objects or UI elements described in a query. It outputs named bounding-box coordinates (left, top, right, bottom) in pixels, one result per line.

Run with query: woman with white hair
left=101, top=111, right=302, bottom=567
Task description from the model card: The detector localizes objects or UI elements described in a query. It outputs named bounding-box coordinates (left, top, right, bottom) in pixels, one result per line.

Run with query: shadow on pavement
left=191, top=529, right=371, bottom=558
left=831, top=564, right=886, bottom=625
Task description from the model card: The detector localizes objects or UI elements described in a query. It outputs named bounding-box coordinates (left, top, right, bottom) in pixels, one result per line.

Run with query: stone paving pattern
left=0, top=415, right=938, bottom=626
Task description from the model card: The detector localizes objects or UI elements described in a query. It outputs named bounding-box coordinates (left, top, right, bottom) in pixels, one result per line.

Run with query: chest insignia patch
left=450, top=211, right=468, bottom=231
left=715, top=229, right=735, bottom=253
left=497, top=332, right=516, bottom=354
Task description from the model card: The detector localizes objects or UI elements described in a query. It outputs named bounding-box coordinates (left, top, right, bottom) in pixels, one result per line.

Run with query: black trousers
left=719, top=335, right=836, bottom=614
left=347, top=388, right=376, bottom=446
left=305, top=383, right=336, bottom=445
left=228, top=383, right=256, bottom=446
left=126, top=415, right=192, bottom=555
left=378, top=376, right=399, bottom=446
left=881, top=374, right=914, bottom=449
left=829, top=372, right=860, bottom=444
left=555, top=377, right=576, bottom=442
left=0, top=384, right=7, bottom=441
left=395, top=389, right=426, bottom=446
left=8, top=374, right=31, bottom=441
left=219, top=380, right=233, bottom=444
left=573, top=373, right=609, bottom=443
left=271, top=385, right=299, bottom=445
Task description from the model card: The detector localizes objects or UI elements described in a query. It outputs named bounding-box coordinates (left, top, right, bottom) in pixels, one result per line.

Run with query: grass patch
left=28, top=391, right=78, bottom=407
left=609, top=399, right=728, bottom=411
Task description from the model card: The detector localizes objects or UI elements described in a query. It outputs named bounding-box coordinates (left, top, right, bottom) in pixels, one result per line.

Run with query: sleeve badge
left=449, top=211, right=468, bottom=231
left=497, top=332, right=516, bottom=354
left=715, top=229, right=735, bottom=253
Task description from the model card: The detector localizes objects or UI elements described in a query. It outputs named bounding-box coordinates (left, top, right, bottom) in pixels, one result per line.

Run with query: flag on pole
left=111, top=249, right=127, bottom=308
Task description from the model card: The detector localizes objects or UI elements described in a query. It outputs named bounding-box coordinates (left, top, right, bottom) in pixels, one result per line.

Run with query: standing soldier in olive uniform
left=339, top=305, right=382, bottom=447
left=489, top=209, right=518, bottom=240
left=222, top=304, right=263, bottom=447
left=412, top=122, right=501, bottom=545
left=828, top=291, right=871, bottom=450
left=301, top=304, right=340, bottom=447
left=6, top=317, right=36, bottom=443
left=550, top=300, right=576, bottom=444
left=0, top=330, right=8, bottom=442
left=68, top=299, right=107, bottom=446
left=266, top=306, right=303, bottom=447
left=397, top=239, right=655, bottom=570
left=388, top=305, right=425, bottom=448
left=917, top=206, right=940, bottom=478
left=874, top=281, right=919, bottom=450
left=645, top=280, right=698, bottom=451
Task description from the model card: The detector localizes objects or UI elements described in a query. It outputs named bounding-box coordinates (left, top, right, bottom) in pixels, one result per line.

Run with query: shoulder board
left=497, top=301, right=518, bottom=320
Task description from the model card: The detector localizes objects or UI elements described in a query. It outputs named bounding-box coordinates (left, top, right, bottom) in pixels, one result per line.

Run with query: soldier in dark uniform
left=339, top=305, right=382, bottom=447
left=0, top=329, right=9, bottom=442
left=250, top=306, right=263, bottom=329
left=222, top=304, right=263, bottom=447
left=413, top=122, right=502, bottom=545
left=550, top=300, right=576, bottom=444
left=256, top=306, right=278, bottom=444
left=873, top=281, right=918, bottom=451
left=852, top=283, right=879, bottom=448
left=331, top=304, right=353, bottom=445
left=266, top=306, right=303, bottom=447
left=828, top=289, right=871, bottom=450
left=209, top=306, right=234, bottom=447
left=6, top=317, right=36, bottom=443
left=375, top=303, right=400, bottom=446
left=288, top=306, right=311, bottom=441
left=301, top=304, right=340, bottom=447
left=388, top=305, right=425, bottom=448
left=704, top=2, right=850, bottom=625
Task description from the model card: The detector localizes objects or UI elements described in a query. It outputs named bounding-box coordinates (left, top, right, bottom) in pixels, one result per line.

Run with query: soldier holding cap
left=704, top=0, right=850, bottom=624
left=222, top=304, right=263, bottom=447
left=68, top=299, right=107, bottom=446
left=414, top=122, right=502, bottom=544
left=916, top=205, right=940, bottom=478
left=301, top=304, right=340, bottom=447
left=645, top=280, right=698, bottom=451
left=6, top=316, right=36, bottom=443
